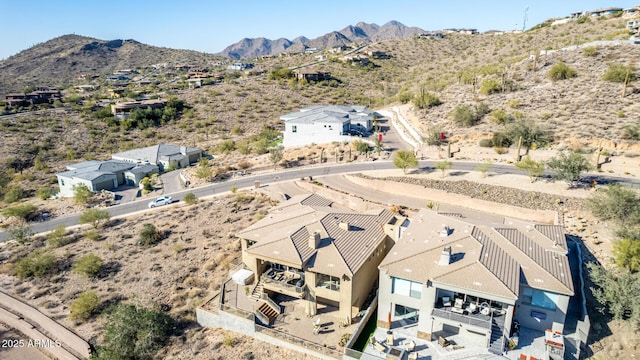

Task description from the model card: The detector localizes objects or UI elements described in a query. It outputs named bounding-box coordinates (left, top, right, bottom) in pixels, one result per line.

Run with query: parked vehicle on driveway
left=148, top=196, right=172, bottom=208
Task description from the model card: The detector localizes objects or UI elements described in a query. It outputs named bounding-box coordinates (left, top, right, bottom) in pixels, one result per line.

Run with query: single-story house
left=111, top=144, right=202, bottom=171
left=110, top=99, right=166, bottom=118
left=294, top=69, right=332, bottom=82
left=377, top=209, right=574, bottom=354
left=4, top=87, right=61, bottom=107
left=281, top=105, right=375, bottom=147
left=56, top=160, right=158, bottom=197
left=237, top=194, right=405, bottom=323
left=227, top=62, right=254, bottom=71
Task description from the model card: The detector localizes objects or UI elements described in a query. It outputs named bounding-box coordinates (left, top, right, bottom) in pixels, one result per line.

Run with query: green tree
left=73, top=254, right=103, bottom=277
left=37, top=187, right=56, bottom=200
left=393, top=150, right=418, bottom=174
left=413, top=89, right=442, bottom=109
left=47, top=225, right=71, bottom=248
left=353, top=140, right=370, bottom=154
left=69, top=291, right=100, bottom=323
left=475, top=161, right=492, bottom=178
left=7, top=225, right=34, bottom=245
left=587, top=185, right=640, bottom=226
left=73, top=184, right=94, bottom=205
left=13, top=249, right=56, bottom=278
left=2, top=204, right=37, bottom=221
left=547, top=61, right=577, bottom=81
left=435, top=160, right=452, bottom=178
left=588, top=263, right=640, bottom=328
left=613, top=238, right=640, bottom=273
left=505, top=119, right=551, bottom=152
left=99, top=304, right=174, bottom=360
left=373, top=138, right=385, bottom=156
left=139, top=224, right=163, bottom=246
left=515, top=155, right=545, bottom=182
left=79, top=208, right=110, bottom=229
left=546, top=151, right=592, bottom=184
left=194, top=164, right=212, bottom=180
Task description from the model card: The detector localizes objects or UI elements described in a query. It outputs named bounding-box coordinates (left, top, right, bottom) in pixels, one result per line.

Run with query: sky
left=1, top=0, right=638, bottom=59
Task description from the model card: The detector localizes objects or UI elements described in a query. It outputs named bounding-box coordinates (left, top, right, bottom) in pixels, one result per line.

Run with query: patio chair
left=373, top=341, right=386, bottom=353
left=403, top=339, right=416, bottom=352
left=468, top=302, right=478, bottom=313
left=441, top=296, right=451, bottom=308
left=451, top=298, right=465, bottom=314
left=408, top=351, right=418, bottom=360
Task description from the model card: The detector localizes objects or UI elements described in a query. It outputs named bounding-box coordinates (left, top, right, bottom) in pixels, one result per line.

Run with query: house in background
left=4, top=87, right=62, bottom=107
left=237, top=194, right=405, bottom=324
left=377, top=209, right=574, bottom=355
left=293, top=69, right=332, bottom=82
left=111, top=144, right=202, bottom=171
left=281, top=105, right=375, bottom=147
left=110, top=99, right=166, bottom=118
left=56, top=160, right=159, bottom=197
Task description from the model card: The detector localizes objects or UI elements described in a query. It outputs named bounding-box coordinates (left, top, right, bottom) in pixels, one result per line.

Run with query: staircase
left=488, top=319, right=505, bottom=355
left=250, top=279, right=264, bottom=301
left=256, top=301, right=279, bottom=325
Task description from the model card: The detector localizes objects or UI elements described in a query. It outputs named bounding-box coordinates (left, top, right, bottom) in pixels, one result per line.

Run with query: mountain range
left=218, top=21, right=424, bottom=59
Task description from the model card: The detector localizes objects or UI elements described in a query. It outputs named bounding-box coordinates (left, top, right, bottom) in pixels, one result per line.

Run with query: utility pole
left=522, top=6, right=529, bottom=31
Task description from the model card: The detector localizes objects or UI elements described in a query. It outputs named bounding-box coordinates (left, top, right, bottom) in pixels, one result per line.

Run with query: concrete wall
left=349, top=237, right=390, bottom=318
left=345, top=175, right=557, bottom=224
left=515, top=293, right=569, bottom=333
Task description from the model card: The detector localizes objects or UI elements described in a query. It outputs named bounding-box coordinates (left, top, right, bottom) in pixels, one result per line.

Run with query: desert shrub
left=491, top=132, right=512, bottom=147
left=576, top=15, right=590, bottom=24
left=505, top=119, right=551, bottom=150
left=2, top=204, right=37, bottom=220
left=139, top=224, right=163, bottom=246
left=582, top=46, right=598, bottom=56
left=268, top=67, right=293, bottom=80
left=73, top=184, right=93, bottom=205
left=397, top=91, right=414, bottom=104
left=218, top=140, right=236, bottom=153
left=184, top=193, right=197, bottom=205
left=547, top=61, right=577, bottom=81
left=79, top=208, right=110, bottom=229
left=47, top=225, right=71, bottom=247
left=413, top=90, right=441, bottom=109
left=69, top=291, right=99, bottom=322
left=353, top=140, right=370, bottom=154
left=479, top=78, right=501, bottom=95
left=13, top=249, right=56, bottom=278
left=622, top=125, right=640, bottom=141
left=4, top=186, right=26, bottom=203
left=7, top=225, right=33, bottom=245
left=85, top=230, right=101, bottom=241
left=450, top=103, right=488, bottom=127
left=37, top=187, right=56, bottom=200
left=603, top=64, right=636, bottom=83
left=490, top=109, right=512, bottom=125
left=424, top=129, right=445, bottom=146
left=506, top=99, right=520, bottom=109
left=72, top=254, right=103, bottom=277
left=99, top=304, right=174, bottom=360
left=588, top=184, right=640, bottom=226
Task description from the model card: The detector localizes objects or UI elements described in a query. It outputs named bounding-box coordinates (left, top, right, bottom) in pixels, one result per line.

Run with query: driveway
left=160, top=169, right=183, bottom=194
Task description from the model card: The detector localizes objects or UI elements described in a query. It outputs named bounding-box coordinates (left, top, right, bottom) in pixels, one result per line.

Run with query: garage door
left=94, top=179, right=114, bottom=191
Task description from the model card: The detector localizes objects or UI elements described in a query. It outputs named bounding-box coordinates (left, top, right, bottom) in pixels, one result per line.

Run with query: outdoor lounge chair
left=408, top=352, right=418, bottom=360
left=403, top=340, right=416, bottom=351
left=373, top=341, right=386, bottom=353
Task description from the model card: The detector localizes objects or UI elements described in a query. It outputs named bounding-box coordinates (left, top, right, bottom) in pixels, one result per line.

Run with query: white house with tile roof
left=237, top=193, right=405, bottom=323
left=111, top=143, right=201, bottom=171
left=376, top=209, right=574, bottom=355
left=281, top=105, right=374, bottom=147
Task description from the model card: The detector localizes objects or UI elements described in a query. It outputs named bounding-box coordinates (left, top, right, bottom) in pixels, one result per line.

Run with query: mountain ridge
left=218, top=20, right=424, bottom=59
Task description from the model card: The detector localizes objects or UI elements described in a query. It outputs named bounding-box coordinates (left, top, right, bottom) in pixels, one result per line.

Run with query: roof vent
left=439, top=246, right=452, bottom=265
left=440, top=225, right=451, bottom=237
left=309, top=231, right=321, bottom=249
left=339, top=222, right=350, bottom=231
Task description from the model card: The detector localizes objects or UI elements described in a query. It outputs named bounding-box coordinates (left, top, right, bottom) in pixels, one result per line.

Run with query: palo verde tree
left=434, top=160, right=452, bottom=178
left=546, top=151, right=592, bottom=185
left=505, top=118, right=551, bottom=154
left=393, top=150, right=418, bottom=174
left=515, top=155, right=545, bottom=182
left=79, top=208, right=111, bottom=229
left=588, top=263, right=640, bottom=329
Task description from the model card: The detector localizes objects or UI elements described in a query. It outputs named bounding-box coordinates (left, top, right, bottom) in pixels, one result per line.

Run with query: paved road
left=0, top=290, right=92, bottom=359
left=1, top=161, right=639, bottom=242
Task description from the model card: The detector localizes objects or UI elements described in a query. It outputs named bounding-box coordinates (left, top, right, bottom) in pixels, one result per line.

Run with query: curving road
left=1, top=160, right=639, bottom=242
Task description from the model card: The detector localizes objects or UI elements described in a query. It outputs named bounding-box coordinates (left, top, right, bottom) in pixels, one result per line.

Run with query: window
left=522, top=288, right=558, bottom=310
left=60, top=179, right=65, bottom=186
left=394, top=304, right=419, bottom=322
left=246, top=240, right=256, bottom=248
left=292, top=125, right=297, bottom=133
left=392, top=277, right=422, bottom=299
left=316, top=273, right=340, bottom=291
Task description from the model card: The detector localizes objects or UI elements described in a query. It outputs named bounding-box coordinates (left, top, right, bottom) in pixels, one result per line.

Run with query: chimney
left=439, top=246, right=451, bottom=265
left=309, top=231, right=321, bottom=249
left=440, top=225, right=450, bottom=237
left=180, top=146, right=187, bottom=155
left=339, top=222, right=350, bottom=231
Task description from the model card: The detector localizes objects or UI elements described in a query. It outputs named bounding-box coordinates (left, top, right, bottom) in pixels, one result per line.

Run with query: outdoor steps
left=250, top=279, right=264, bottom=301
left=488, top=319, right=505, bottom=355
left=256, top=301, right=279, bottom=323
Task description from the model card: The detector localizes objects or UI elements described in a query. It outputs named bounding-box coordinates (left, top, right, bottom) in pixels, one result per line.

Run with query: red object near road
left=440, top=132, right=445, bottom=140
left=379, top=133, right=383, bottom=142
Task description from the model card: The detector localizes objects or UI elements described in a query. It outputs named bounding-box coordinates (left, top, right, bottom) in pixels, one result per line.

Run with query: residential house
left=367, top=51, right=390, bottom=59
left=281, top=105, right=374, bottom=147
left=294, top=69, right=332, bottom=82
left=342, top=54, right=370, bottom=67
left=4, top=87, right=62, bottom=107
left=111, top=143, right=202, bottom=171
left=590, top=7, right=622, bottom=16
left=418, top=31, right=445, bottom=39
left=377, top=209, right=574, bottom=355
left=227, top=62, right=254, bottom=71
left=56, top=160, right=158, bottom=197
left=237, top=194, right=405, bottom=323
left=110, top=99, right=167, bottom=118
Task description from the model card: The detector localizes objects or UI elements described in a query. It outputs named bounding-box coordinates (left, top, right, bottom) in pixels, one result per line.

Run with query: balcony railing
left=431, top=308, right=492, bottom=329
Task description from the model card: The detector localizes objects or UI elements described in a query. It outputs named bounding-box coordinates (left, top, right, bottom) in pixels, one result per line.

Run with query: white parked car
left=148, top=196, right=172, bottom=208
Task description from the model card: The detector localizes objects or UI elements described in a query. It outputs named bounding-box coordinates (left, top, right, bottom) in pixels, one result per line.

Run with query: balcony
left=261, top=270, right=306, bottom=298
left=432, top=307, right=493, bottom=329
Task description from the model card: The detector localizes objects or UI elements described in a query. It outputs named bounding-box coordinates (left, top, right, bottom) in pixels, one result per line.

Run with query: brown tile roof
left=239, top=195, right=398, bottom=277
left=380, top=209, right=574, bottom=300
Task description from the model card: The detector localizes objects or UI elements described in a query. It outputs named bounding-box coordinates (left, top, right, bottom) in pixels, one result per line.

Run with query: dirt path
left=0, top=290, right=92, bottom=359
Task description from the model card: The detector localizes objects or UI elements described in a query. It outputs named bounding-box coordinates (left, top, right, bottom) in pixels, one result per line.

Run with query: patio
left=504, top=327, right=561, bottom=360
